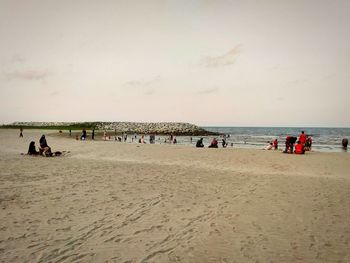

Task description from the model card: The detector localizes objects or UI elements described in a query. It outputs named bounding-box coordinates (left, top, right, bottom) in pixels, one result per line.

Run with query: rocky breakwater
left=97, top=122, right=216, bottom=136
left=6, top=122, right=218, bottom=136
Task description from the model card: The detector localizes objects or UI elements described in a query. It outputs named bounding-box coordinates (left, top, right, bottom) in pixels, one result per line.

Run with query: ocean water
left=152, top=127, right=350, bottom=152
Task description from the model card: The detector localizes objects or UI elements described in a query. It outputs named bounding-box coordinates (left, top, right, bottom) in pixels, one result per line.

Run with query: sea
left=156, top=127, right=350, bottom=152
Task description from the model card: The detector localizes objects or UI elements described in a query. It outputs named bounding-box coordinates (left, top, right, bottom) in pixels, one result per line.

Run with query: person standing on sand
left=284, top=136, right=297, bottom=153
left=81, top=129, right=87, bottom=140
left=19, top=127, right=23, bottom=137
left=342, top=138, right=348, bottom=150
left=69, top=129, right=71, bottom=136
left=299, top=131, right=307, bottom=145
left=222, top=138, right=227, bottom=148
left=92, top=129, right=95, bottom=140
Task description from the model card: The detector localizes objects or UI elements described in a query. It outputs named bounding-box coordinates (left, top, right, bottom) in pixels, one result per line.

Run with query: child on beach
left=264, top=142, right=273, bottom=150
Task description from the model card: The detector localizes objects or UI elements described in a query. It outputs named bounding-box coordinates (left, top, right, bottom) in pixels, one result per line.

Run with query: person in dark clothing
left=92, top=129, right=95, bottom=140
left=28, top=141, right=39, bottom=155
left=342, top=138, right=348, bottom=150
left=19, top=127, right=23, bottom=137
left=81, top=129, right=87, bottom=140
left=69, top=129, right=72, bottom=136
left=209, top=138, right=218, bottom=148
left=196, top=138, right=204, bottom=148
left=284, top=136, right=297, bottom=153
left=222, top=138, right=227, bottom=148
left=39, top=135, right=51, bottom=156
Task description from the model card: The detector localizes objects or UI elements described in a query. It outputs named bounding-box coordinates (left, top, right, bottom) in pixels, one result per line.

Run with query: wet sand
left=0, top=129, right=349, bottom=262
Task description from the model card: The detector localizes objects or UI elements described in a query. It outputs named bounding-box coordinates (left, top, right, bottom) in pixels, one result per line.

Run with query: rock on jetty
left=7, top=122, right=218, bottom=136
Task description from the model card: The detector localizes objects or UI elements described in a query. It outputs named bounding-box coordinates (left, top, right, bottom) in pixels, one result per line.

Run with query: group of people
left=195, top=137, right=228, bottom=148
left=283, top=131, right=312, bottom=154
left=27, top=135, right=58, bottom=157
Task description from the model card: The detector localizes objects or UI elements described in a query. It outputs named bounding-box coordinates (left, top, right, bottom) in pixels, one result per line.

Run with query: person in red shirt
left=273, top=139, right=278, bottom=150
left=208, top=138, right=218, bottom=148
left=299, top=131, right=307, bottom=145
left=294, top=141, right=305, bottom=154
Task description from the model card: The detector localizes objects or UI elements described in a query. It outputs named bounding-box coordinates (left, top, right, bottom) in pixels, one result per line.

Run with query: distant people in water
left=264, top=142, right=273, bottom=150
left=342, top=138, right=348, bottom=150
left=294, top=140, right=305, bottom=154
left=39, top=135, right=52, bottom=156
left=273, top=139, right=278, bottom=150
left=284, top=136, right=297, bottom=154
left=19, top=127, right=23, bottom=138
left=196, top=138, right=204, bottom=148
left=208, top=138, right=218, bottom=148
left=28, top=141, right=39, bottom=155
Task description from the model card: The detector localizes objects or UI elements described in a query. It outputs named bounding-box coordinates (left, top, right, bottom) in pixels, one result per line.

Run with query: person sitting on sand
left=28, top=141, right=39, bottom=155
left=264, top=142, right=273, bottom=150
left=196, top=138, right=204, bottom=148
left=39, top=135, right=52, bottom=156
left=208, top=138, right=218, bottom=148
left=294, top=140, right=305, bottom=154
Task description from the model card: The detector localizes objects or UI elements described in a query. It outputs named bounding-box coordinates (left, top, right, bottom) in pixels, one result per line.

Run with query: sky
left=1, top=0, right=350, bottom=127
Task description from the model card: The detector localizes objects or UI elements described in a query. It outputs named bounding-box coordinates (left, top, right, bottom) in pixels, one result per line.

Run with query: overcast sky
left=1, top=0, right=349, bottom=126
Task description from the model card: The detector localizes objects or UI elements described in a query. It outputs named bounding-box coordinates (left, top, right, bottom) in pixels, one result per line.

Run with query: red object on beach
left=299, top=133, right=307, bottom=145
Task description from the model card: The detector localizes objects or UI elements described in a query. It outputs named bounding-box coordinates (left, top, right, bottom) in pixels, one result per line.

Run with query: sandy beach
left=0, top=129, right=349, bottom=263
